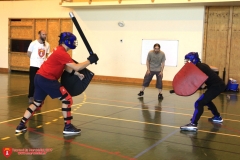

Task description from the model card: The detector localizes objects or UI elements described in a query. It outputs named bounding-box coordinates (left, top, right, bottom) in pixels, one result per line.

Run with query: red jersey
left=37, top=46, right=73, bottom=80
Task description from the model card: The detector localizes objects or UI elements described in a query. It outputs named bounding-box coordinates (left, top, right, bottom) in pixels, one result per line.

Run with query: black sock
left=20, top=117, right=27, bottom=125
left=20, top=121, right=25, bottom=125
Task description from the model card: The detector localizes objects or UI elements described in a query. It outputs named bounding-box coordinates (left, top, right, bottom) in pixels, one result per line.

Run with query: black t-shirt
left=196, top=63, right=224, bottom=87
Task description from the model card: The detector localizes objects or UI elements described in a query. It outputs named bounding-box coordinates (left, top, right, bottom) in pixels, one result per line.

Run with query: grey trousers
left=142, top=71, right=163, bottom=89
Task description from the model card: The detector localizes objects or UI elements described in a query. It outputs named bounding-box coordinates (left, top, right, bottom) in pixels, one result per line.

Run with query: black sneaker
left=63, top=124, right=81, bottom=134
left=15, top=124, right=27, bottom=133
left=138, top=91, right=144, bottom=97
left=180, top=123, right=198, bottom=132
left=158, top=93, right=163, bottom=99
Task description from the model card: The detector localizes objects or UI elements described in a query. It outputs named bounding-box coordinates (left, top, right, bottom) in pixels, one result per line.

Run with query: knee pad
left=23, top=100, right=43, bottom=124
left=59, top=87, right=73, bottom=105
left=27, top=100, right=43, bottom=114
left=194, top=94, right=204, bottom=109
left=60, top=86, right=73, bottom=124
left=32, top=100, right=43, bottom=109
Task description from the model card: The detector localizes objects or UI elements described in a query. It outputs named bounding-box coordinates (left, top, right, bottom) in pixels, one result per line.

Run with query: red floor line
left=221, top=125, right=240, bottom=134
left=6, top=123, right=136, bottom=160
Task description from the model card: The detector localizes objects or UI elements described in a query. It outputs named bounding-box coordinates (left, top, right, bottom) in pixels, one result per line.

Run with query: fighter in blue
left=180, top=52, right=225, bottom=131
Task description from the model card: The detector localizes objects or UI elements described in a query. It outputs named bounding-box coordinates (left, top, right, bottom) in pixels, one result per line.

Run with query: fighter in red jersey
left=16, top=32, right=99, bottom=135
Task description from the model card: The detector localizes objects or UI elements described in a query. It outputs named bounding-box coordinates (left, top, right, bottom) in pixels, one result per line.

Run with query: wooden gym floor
left=0, top=72, right=240, bottom=160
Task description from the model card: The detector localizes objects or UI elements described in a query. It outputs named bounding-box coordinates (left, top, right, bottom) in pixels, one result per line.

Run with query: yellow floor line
left=84, top=100, right=240, bottom=117
left=36, top=125, right=42, bottom=128
left=1, top=137, right=10, bottom=140
left=0, top=93, right=28, bottom=99
left=0, top=109, right=62, bottom=124
left=71, top=112, right=240, bottom=138
left=73, top=92, right=86, bottom=111
left=84, top=102, right=240, bottom=122
left=0, top=101, right=85, bottom=124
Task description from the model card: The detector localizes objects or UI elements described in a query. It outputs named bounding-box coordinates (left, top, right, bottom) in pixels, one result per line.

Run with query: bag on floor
left=226, top=78, right=239, bottom=92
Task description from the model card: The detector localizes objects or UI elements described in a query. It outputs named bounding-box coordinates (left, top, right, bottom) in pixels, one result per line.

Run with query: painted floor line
left=70, top=112, right=240, bottom=138
left=84, top=102, right=240, bottom=123
left=5, top=123, right=135, bottom=160
left=134, top=130, right=178, bottom=158
left=0, top=93, right=28, bottom=99
left=0, top=102, right=82, bottom=124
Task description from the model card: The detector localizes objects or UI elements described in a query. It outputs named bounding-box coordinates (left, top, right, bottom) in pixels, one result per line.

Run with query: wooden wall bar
left=203, top=6, right=240, bottom=84
left=92, top=75, right=173, bottom=87
left=47, top=19, right=61, bottom=50
left=35, top=19, right=47, bottom=39
left=60, top=0, right=240, bottom=7
left=203, top=7, right=230, bottom=82
left=9, top=18, right=73, bottom=71
left=229, top=7, right=240, bottom=83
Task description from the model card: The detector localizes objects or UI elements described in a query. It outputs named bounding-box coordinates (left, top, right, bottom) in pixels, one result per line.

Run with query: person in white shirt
left=27, top=30, right=50, bottom=104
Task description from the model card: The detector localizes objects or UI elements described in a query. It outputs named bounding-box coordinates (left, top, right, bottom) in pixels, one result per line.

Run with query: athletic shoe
left=208, top=116, right=223, bottom=123
left=158, top=93, right=163, bottom=99
left=15, top=124, right=27, bottom=133
left=138, top=91, right=144, bottom=96
left=63, top=124, right=81, bottom=134
left=180, top=123, right=198, bottom=131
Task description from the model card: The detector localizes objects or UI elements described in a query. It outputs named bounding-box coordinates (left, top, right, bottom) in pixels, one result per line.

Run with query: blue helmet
left=185, top=52, right=201, bottom=64
left=59, top=32, right=78, bottom=49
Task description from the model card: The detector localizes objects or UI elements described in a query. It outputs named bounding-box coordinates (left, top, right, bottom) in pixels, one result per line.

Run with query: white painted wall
left=0, top=0, right=72, bottom=68
left=0, top=0, right=205, bottom=81
left=73, top=7, right=205, bottom=81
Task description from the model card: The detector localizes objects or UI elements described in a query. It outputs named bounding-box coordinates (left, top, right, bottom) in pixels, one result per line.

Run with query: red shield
left=2, top=147, right=12, bottom=158
left=173, top=62, right=208, bottom=96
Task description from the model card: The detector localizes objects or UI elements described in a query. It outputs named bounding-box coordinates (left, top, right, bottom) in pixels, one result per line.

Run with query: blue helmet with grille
left=185, top=52, right=201, bottom=64
left=59, top=32, right=78, bottom=49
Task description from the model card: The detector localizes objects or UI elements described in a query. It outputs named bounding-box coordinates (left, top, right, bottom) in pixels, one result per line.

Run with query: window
left=11, top=39, right=32, bottom=52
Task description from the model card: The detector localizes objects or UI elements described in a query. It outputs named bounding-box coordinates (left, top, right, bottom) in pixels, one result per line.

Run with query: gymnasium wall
left=0, top=0, right=205, bottom=82
left=0, top=0, right=72, bottom=69
left=72, top=6, right=205, bottom=81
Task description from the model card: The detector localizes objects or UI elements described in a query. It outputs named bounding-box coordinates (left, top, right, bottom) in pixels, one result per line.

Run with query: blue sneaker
left=15, top=124, right=27, bottom=133
left=209, top=116, right=223, bottom=123
left=63, top=124, right=81, bottom=135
